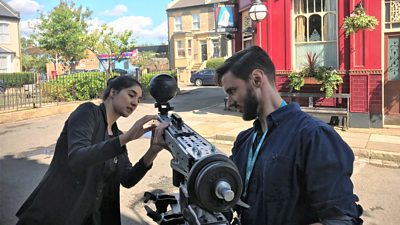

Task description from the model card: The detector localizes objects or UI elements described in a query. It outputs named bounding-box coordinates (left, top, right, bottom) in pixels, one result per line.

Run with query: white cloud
left=20, top=19, right=40, bottom=36
left=7, top=0, right=42, bottom=14
left=101, top=4, right=128, bottom=16
left=107, top=16, right=168, bottom=44
left=87, top=17, right=104, bottom=32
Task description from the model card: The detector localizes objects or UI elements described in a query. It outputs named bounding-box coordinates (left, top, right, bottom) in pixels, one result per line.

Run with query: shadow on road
left=0, top=154, right=50, bottom=225
left=0, top=152, right=156, bottom=225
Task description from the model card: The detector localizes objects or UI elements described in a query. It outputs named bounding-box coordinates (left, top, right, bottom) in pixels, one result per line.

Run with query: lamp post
left=249, top=0, right=268, bottom=22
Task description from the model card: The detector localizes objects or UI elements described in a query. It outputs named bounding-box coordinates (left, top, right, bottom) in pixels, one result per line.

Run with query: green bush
left=206, top=58, right=225, bottom=69
left=0, top=72, right=36, bottom=87
left=140, top=70, right=176, bottom=90
left=41, top=72, right=107, bottom=102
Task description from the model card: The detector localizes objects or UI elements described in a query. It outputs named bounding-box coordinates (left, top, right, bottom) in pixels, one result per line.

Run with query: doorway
left=201, top=41, right=207, bottom=62
left=384, top=33, right=400, bottom=125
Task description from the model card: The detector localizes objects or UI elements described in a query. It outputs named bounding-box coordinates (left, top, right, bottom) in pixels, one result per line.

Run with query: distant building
left=166, top=0, right=233, bottom=82
left=136, top=45, right=168, bottom=58
left=0, top=0, right=21, bottom=73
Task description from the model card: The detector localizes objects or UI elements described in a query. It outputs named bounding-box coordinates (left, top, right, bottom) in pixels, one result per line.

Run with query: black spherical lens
left=149, top=74, right=178, bottom=103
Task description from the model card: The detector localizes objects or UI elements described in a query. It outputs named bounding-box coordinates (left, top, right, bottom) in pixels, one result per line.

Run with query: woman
left=16, top=76, right=169, bottom=225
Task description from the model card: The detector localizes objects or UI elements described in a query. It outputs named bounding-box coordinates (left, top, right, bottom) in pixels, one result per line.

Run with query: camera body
left=145, top=74, right=243, bottom=225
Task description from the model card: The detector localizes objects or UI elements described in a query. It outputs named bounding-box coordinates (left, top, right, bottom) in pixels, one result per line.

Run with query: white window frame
left=192, top=14, right=200, bottom=30
left=175, top=16, right=182, bottom=31
left=0, top=54, right=11, bottom=72
left=291, top=0, right=339, bottom=70
left=0, top=22, right=10, bottom=43
left=176, top=40, right=185, bottom=57
left=384, top=0, right=400, bottom=32
left=187, top=39, right=192, bottom=56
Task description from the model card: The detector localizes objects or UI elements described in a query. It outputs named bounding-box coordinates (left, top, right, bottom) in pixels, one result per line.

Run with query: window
left=175, top=16, right=182, bottom=31
left=0, top=23, right=10, bottom=43
left=293, top=0, right=338, bottom=69
left=385, top=0, right=400, bottom=31
left=212, top=40, right=220, bottom=58
left=176, top=40, right=185, bottom=57
left=192, top=14, right=200, bottom=30
left=0, top=55, right=8, bottom=72
left=187, top=40, right=192, bottom=56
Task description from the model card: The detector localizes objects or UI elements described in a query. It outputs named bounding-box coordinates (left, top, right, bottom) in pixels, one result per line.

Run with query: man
left=215, top=46, right=362, bottom=225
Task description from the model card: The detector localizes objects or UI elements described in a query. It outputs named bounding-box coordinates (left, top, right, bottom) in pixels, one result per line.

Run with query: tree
left=35, top=0, right=91, bottom=73
left=135, top=51, right=156, bottom=71
left=21, top=36, right=48, bottom=73
left=87, top=24, right=135, bottom=77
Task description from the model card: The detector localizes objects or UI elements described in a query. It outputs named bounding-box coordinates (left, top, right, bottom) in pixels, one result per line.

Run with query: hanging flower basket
left=343, top=3, right=378, bottom=38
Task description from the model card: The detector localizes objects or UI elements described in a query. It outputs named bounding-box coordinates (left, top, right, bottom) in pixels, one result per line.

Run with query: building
left=166, top=0, right=234, bottom=82
left=233, top=0, right=399, bottom=127
left=0, top=0, right=21, bottom=73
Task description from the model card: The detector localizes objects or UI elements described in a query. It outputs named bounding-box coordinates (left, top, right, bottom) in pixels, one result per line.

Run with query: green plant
left=287, top=66, right=342, bottom=97
left=41, top=72, right=107, bottom=102
left=343, top=4, right=378, bottom=38
left=287, top=71, right=304, bottom=92
left=314, top=67, right=343, bottom=97
left=206, top=58, right=225, bottom=69
left=302, top=52, right=320, bottom=77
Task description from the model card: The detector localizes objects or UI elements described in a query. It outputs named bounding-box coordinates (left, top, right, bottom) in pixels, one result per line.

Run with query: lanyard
left=243, top=100, right=287, bottom=197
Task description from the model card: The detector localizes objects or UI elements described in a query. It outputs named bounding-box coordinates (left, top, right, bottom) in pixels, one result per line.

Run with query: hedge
left=41, top=72, right=107, bottom=102
left=0, top=72, right=36, bottom=87
left=206, top=58, right=225, bottom=69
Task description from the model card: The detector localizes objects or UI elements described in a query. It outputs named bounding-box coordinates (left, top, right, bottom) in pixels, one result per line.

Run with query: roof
left=136, top=45, right=168, bottom=53
left=167, top=0, right=229, bottom=10
left=0, top=46, right=14, bottom=53
left=0, top=0, right=20, bottom=19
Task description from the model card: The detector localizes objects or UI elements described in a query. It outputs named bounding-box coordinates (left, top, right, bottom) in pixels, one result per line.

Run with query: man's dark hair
left=215, top=46, right=276, bottom=86
left=102, top=75, right=142, bottom=100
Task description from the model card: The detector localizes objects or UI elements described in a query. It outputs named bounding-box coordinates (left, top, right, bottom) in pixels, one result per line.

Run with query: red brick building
left=232, top=0, right=399, bottom=128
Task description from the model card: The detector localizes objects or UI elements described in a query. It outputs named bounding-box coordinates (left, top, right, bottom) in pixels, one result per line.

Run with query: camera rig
left=143, top=74, right=243, bottom=225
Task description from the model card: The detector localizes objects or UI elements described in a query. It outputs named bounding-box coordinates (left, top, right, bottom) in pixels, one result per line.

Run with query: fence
left=0, top=70, right=176, bottom=112
left=0, top=72, right=107, bottom=112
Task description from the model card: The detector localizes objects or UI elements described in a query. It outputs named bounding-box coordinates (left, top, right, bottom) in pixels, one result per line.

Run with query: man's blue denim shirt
left=231, top=103, right=362, bottom=225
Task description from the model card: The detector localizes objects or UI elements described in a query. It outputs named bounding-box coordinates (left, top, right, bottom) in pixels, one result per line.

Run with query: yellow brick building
left=0, top=0, right=21, bottom=73
left=166, top=0, right=233, bottom=82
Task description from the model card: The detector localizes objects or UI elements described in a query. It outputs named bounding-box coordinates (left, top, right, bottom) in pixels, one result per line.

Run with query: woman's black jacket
left=16, top=102, right=151, bottom=225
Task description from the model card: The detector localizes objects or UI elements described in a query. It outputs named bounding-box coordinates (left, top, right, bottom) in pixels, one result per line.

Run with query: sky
left=8, top=0, right=172, bottom=45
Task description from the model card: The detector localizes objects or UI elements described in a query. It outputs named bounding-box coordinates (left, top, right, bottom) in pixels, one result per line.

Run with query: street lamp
left=249, top=0, right=268, bottom=22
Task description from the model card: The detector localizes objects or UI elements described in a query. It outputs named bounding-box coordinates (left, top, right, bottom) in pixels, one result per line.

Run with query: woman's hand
left=119, top=115, right=157, bottom=146
left=143, top=122, right=170, bottom=167
left=149, top=122, right=170, bottom=153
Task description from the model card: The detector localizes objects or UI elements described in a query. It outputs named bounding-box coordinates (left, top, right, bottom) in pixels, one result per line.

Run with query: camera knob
left=215, top=181, right=235, bottom=202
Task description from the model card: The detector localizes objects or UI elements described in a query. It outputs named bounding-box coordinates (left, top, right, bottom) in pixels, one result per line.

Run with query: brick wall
left=350, top=75, right=369, bottom=112
left=369, top=74, right=382, bottom=114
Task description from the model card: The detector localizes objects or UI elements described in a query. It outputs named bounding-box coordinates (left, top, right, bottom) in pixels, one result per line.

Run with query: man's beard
left=242, top=87, right=259, bottom=121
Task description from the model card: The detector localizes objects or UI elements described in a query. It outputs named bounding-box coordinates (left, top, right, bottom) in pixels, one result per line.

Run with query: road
left=1, top=85, right=399, bottom=225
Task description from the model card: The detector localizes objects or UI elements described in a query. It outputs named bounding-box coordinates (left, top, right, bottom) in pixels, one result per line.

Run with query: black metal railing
left=0, top=69, right=176, bottom=112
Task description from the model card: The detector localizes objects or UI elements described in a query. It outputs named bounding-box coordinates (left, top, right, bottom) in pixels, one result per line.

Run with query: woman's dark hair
left=215, top=46, right=276, bottom=86
left=102, top=75, right=142, bottom=101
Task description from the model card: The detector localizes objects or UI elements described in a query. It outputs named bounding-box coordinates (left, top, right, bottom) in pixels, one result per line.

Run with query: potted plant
left=287, top=52, right=343, bottom=97
left=314, top=67, right=343, bottom=97
left=343, top=3, right=378, bottom=38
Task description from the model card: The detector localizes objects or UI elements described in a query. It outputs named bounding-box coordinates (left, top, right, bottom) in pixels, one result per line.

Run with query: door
left=204, top=70, right=214, bottom=85
left=384, top=33, right=400, bottom=125
left=201, top=41, right=207, bottom=62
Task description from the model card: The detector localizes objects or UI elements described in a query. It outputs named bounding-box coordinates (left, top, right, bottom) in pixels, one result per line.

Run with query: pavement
left=1, top=84, right=400, bottom=167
